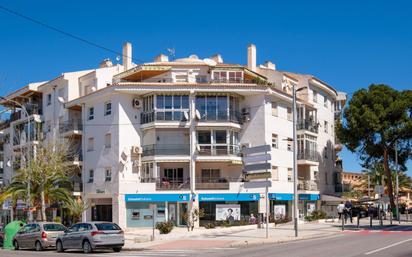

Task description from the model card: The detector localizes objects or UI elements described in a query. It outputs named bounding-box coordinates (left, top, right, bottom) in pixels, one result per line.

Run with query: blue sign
left=269, top=193, right=294, bottom=201
left=198, top=193, right=260, bottom=202
left=299, top=194, right=320, bottom=201
left=125, top=194, right=190, bottom=202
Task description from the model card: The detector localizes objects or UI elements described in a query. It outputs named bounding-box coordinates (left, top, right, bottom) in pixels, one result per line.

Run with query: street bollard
left=357, top=212, right=360, bottom=229
left=390, top=211, right=393, bottom=225
left=341, top=215, right=345, bottom=231
left=370, top=214, right=372, bottom=227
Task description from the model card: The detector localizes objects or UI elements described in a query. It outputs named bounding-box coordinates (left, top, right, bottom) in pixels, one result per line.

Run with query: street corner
left=148, top=239, right=235, bottom=250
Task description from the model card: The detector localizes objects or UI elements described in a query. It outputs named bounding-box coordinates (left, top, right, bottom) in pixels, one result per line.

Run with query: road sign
left=243, top=153, right=271, bottom=164
left=244, top=163, right=271, bottom=173
left=375, top=185, right=384, bottom=194
left=242, top=145, right=271, bottom=155
left=244, top=180, right=272, bottom=188
left=244, top=172, right=271, bottom=181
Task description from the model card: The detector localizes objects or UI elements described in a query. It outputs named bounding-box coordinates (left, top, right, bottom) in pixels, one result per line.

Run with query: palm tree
left=64, top=197, right=89, bottom=224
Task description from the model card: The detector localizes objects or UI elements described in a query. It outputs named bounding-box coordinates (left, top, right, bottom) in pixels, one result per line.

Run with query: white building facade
left=0, top=43, right=345, bottom=227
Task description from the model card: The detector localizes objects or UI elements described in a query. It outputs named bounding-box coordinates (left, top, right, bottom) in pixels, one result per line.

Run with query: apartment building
left=0, top=42, right=346, bottom=227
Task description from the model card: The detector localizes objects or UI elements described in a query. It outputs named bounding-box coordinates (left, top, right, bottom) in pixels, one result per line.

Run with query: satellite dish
left=196, top=144, right=201, bottom=152
left=195, top=110, right=201, bottom=120
left=6, top=159, right=11, bottom=167
left=116, top=56, right=121, bottom=62
left=183, top=111, right=189, bottom=120
left=58, top=96, right=65, bottom=104
left=34, top=116, right=42, bottom=123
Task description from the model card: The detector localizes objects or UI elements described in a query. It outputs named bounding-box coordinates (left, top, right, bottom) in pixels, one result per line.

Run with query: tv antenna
left=167, top=48, right=176, bottom=61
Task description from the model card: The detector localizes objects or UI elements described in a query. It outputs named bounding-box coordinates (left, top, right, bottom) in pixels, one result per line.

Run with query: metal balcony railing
left=156, top=178, right=190, bottom=191
left=198, top=110, right=242, bottom=123
left=140, top=110, right=189, bottom=124
left=297, top=120, right=319, bottom=133
left=142, top=144, right=190, bottom=156
left=297, top=149, right=318, bottom=162
left=59, top=119, right=83, bottom=134
left=197, top=144, right=241, bottom=156
left=195, top=177, right=240, bottom=190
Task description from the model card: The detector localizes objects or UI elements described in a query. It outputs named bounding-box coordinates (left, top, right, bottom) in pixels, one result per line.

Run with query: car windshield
left=43, top=223, right=66, bottom=231
left=95, top=223, right=121, bottom=231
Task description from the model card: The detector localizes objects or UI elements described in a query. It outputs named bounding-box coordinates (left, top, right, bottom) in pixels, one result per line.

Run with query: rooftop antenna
left=167, top=48, right=176, bottom=61
left=116, top=56, right=121, bottom=63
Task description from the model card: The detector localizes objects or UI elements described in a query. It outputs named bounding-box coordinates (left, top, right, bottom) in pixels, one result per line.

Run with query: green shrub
left=204, top=223, right=216, bottom=229
left=155, top=221, right=174, bottom=234
left=53, top=216, right=62, bottom=223
left=305, top=210, right=327, bottom=221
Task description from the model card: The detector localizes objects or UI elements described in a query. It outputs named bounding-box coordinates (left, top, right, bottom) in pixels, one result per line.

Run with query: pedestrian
left=337, top=201, right=345, bottom=220
left=345, top=200, right=353, bottom=223
left=249, top=213, right=257, bottom=224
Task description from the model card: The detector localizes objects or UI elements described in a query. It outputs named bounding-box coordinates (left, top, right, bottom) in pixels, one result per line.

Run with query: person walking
left=337, top=202, right=345, bottom=220
left=345, top=200, right=353, bottom=223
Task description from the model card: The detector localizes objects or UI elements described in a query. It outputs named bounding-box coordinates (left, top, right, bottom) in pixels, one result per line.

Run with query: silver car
left=56, top=222, right=124, bottom=253
left=13, top=222, right=66, bottom=251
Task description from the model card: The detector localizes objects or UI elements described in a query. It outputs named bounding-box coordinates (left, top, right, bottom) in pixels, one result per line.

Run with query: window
left=141, top=162, right=155, bottom=182
left=271, top=102, right=278, bottom=116
left=287, top=107, right=292, bottom=121
left=104, top=133, right=111, bottom=148
left=213, top=71, right=227, bottom=82
left=175, top=75, right=188, bottom=82
left=46, top=120, right=51, bottom=132
left=313, top=90, right=318, bottom=103
left=201, top=169, right=220, bottom=182
left=271, top=166, right=278, bottom=181
left=331, top=125, right=334, bottom=136
left=287, top=138, right=293, bottom=151
left=324, top=95, right=328, bottom=108
left=104, top=101, right=112, bottom=116
left=105, top=168, right=112, bottom=182
left=288, top=168, right=293, bottom=182
left=324, top=147, right=328, bottom=159
left=324, top=121, right=328, bottom=133
left=155, top=95, right=189, bottom=121
left=47, top=94, right=52, bottom=106
left=88, top=170, right=94, bottom=183
left=272, top=134, right=278, bottom=149
left=87, top=137, right=94, bottom=151
left=88, top=107, right=94, bottom=120
left=228, top=71, right=242, bottom=82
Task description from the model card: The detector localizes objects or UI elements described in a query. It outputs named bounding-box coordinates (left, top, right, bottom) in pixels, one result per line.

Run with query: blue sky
left=0, top=0, right=411, bottom=174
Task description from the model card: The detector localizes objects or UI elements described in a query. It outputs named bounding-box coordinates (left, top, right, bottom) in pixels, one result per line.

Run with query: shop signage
left=125, top=194, right=190, bottom=202
left=198, top=193, right=260, bottom=202
left=269, top=193, right=294, bottom=201
left=216, top=204, right=241, bottom=221
left=244, top=172, right=271, bottom=181
left=299, top=194, right=320, bottom=201
left=243, top=163, right=271, bottom=173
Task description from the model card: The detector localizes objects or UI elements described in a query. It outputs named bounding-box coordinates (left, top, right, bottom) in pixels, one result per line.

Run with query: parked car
left=13, top=222, right=66, bottom=251
left=55, top=222, right=124, bottom=253
left=351, top=205, right=368, bottom=218
left=0, top=225, right=4, bottom=247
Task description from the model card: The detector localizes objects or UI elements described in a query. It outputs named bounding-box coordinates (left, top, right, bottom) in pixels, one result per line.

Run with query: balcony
left=155, top=178, right=190, bottom=191
left=298, top=180, right=319, bottom=191
left=142, top=144, right=190, bottom=157
left=195, top=177, right=240, bottom=190
left=297, top=120, right=319, bottom=134
left=67, top=151, right=83, bottom=166
left=197, top=144, right=241, bottom=156
left=59, top=119, right=83, bottom=136
left=141, top=110, right=189, bottom=125
left=297, top=149, right=318, bottom=162
left=198, top=110, right=242, bottom=124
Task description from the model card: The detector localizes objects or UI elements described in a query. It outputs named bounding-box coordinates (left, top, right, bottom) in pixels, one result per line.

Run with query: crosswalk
left=87, top=248, right=235, bottom=257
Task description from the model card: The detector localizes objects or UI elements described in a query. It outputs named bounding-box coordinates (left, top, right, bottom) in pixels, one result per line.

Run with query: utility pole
left=0, top=97, right=32, bottom=222
left=395, top=142, right=400, bottom=223
left=292, top=84, right=298, bottom=237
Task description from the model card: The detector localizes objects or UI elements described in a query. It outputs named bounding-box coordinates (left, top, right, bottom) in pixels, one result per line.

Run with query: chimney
left=122, top=42, right=132, bottom=71
left=247, top=44, right=256, bottom=71
left=210, top=54, right=223, bottom=64
left=154, top=54, right=169, bottom=62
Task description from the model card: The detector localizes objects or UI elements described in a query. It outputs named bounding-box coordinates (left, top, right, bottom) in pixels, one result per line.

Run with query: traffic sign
left=242, top=145, right=271, bottom=155
left=244, top=180, right=272, bottom=188
left=243, top=153, right=271, bottom=164
left=244, top=172, right=271, bottom=181
left=244, top=163, right=271, bottom=173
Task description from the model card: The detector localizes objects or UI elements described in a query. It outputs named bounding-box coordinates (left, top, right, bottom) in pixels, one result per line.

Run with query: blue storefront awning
left=198, top=193, right=260, bottom=202
left=125, top=194, right=190, bottom=202
left=269, top=193, right=294, bottom=201
left=299, top=194, right=320, bottom=201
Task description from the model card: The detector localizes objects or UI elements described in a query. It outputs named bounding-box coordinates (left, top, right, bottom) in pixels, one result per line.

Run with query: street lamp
left=0, top=96, right=33, bottom=222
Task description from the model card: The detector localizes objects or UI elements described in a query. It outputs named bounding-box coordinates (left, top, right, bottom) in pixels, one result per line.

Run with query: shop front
left=198, top=193, right=260, bottom=225
left=268, top=193, right=293, bottom=221
left=298, top=194, right=320, bottom=219
left=125, top=193, right=189, bottom=227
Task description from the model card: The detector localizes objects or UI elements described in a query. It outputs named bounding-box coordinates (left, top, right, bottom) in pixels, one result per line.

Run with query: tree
left=337, top=84, right=412, bottom=210
left=64, top=197, right=89, bottom=224
left=0, top=141, right=74, bottom=221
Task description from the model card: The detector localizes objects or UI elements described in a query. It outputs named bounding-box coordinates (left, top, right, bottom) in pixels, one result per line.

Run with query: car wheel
left=13, top=240, right=19, bottom=250
left=35, top=241, right=43, bottom=251
left=56, top=240, right=64, bottom=252
left=113, top=247, right=122, bottom=252
left=83, top=240, right=92, bottom=254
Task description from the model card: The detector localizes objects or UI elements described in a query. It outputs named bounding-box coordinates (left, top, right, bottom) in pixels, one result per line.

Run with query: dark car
left=0, top=226, right=4, bottom=247
left=351, top=205, right=368, bottom=218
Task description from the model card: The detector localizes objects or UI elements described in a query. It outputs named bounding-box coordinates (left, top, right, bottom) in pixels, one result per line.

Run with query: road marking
left=364, top=238, right=412, bottom=255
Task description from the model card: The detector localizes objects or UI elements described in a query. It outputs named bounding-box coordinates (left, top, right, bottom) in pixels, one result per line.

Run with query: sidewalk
left=123, top=218, right=412, bottom=250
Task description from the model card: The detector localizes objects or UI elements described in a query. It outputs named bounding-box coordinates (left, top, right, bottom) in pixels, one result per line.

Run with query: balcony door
left=201, top=169, right=220, bottom=183
left=164, top=168, right=184, bottom=184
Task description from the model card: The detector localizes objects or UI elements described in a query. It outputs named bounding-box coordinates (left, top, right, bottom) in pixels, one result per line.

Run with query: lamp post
left=0, top=96, right=32, bottom=222
left=395, top=142, right=400, bottom=223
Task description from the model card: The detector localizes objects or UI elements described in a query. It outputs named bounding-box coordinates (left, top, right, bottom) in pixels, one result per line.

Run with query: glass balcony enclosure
left=141, top=94, right=190, bottom=124
left=297, top=134, right=318, bottom=162
left=297, top=106, right=318, bottom=133
left=197, top=129, right=240, bottom=156
left=195, top=95, right=240, bottom=123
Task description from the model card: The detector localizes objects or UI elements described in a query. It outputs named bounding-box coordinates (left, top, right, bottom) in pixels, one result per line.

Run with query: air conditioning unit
left=131, top=146, right=142, bottom=154
left=132, top=98, right=142, bottom=109
left=241, top=107, right=251, bottom=123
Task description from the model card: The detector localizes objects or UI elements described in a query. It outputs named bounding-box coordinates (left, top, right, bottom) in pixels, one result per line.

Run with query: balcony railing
left=195, top=177, right=240, bottom=190
left=297, top=120, right=319, bottom=133
left=298, top=180, right=319, bottom=191
left=198, top=110, right=241, bottom=123
left=197, top=144, right=241, bottom=156
left=73, top=182, right=83, bottom=193
left=140, top=110, right=189, bottom=124
left=297, top=149, right=318, bottom=162
left=59, top=119, right=83, bottom=134
left=67, top=151, right=83, bottom=162
left=142, top=144, right=190, bottom=156
left=156, top=178, right=190, bottom=191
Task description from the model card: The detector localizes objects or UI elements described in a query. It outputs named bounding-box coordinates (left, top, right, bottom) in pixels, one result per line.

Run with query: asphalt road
left=1, top=227, right=412, bottom=257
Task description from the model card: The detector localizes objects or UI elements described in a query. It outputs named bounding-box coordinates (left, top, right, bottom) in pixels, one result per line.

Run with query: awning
left=320, top=194, right=345, bottom=202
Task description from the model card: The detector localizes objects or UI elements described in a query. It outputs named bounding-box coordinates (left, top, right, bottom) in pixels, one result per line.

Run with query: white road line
left=364, top=238, right=412, bottom=255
